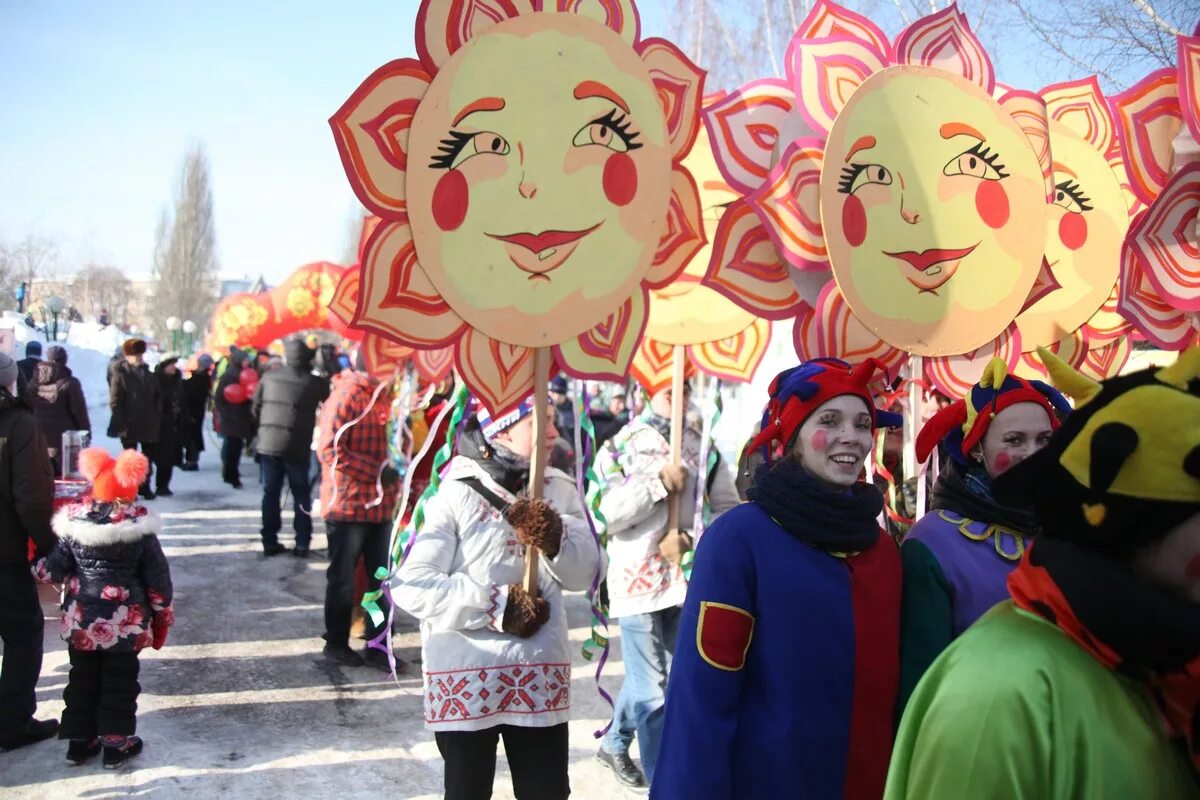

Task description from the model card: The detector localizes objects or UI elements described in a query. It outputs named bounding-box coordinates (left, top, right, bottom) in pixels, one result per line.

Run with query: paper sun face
left=820, top=67, right=1047, bottom=356
left=406, top=13, right=671, bottom=346
left=1014, top=122, right=1127, bottom=348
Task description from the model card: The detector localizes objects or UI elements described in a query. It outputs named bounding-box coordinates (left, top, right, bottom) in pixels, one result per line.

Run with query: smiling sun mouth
left=885, top=244, right=979, bottom=294
left=487, top=223, right=603, bottom=279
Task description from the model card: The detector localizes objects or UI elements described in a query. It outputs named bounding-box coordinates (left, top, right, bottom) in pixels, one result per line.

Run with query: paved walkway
left=2, top=458, right=646, bottom=799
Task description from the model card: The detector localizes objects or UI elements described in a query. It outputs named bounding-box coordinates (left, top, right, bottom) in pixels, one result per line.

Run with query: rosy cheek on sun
left=842, top=195, right=867, bottom=247
left=1058, top=212, right=1088, bottom=251
left=975, top=181, right=1009, bottom=229
left=433, top=170, right=469, bottom=232
left=603, top=152, right=638, bottom=207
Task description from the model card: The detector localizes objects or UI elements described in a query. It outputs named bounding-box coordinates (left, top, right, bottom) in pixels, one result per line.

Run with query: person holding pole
left=594, top=379, right=740, bottom=788
left=651, top=358, right=903, bottom=800
left=895, top=358, right=1071, bottom=716
left=389, top=396, right=605, bottom=800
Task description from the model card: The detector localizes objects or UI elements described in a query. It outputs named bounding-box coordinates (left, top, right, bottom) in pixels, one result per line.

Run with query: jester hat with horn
left=993, top=346, right=1200, bottom=556
left=916, top=358, right=1072, bottom=466
left=745, top=358, right=902, bottom=465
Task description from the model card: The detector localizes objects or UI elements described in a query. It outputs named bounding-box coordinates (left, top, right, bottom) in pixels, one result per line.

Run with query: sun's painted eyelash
left=591, top=108, right=643, bottom=150
left=1055, top=179, right=1094, bottom=212
left=965, top=141, right=1009, bottom=179
left=429, top=130, right=473, bottom=170
left=837, top=163, right=866, bottom=194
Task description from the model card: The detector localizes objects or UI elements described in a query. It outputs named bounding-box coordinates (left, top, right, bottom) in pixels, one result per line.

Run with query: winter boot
left=102, top=735, right=143, bottom=769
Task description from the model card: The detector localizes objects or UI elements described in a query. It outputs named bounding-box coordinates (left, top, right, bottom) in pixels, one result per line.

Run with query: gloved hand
left=151, top=607, right=174, bottom=650
left=504, top=497, right=563, bottom=558
left=658, top=529, right=694, bottom=567
left=381, top=465, right=400, bottom=487
left=658, top=463, right=690, bottom=496
left=501, top=584, right=550, bottom=638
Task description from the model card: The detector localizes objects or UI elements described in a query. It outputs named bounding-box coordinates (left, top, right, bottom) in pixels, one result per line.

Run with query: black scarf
left=458, top=426, right=530, bottom=495
left=746, top=457, right=883, bottom=552
left=931, top=459, right=1039, bottom=535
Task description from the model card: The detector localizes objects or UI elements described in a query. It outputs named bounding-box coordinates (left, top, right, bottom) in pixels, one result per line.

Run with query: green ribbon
left=578, top=392, right=611, bottom=661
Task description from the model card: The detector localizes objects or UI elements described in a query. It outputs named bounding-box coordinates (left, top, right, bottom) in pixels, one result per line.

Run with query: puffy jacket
left=251, top=340, right=330, bottom=462
left=25, top=361, right=90, bottom=455
left=213, top=349, right=255, bottom=440
left=183, top=369, right=211, bottom=423
left=0, top=391, right=55, bottom=564
left=156, top=364, right=189, bottom=451
left=317, top=370, right=395, bottom=522
left=108, top=360, right=162, bottom=442
left=34, top=505, right=173, bottom=653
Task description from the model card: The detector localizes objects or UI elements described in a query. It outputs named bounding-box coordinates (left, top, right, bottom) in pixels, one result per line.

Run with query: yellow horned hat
left=993, top=346, right=1200, bottom=555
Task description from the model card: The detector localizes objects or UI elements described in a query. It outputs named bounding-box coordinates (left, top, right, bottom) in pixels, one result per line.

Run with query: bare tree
left=341, top=204, right=369, bottom=265
left=0, top=234, right=59, bottom=310
left=151, top=144, right=220, bottom=339
left=70, top=264, right=133, bottom=325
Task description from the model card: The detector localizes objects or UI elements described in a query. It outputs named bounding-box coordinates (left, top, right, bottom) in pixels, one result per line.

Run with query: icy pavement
left=2, top=456, right=648, bottom=799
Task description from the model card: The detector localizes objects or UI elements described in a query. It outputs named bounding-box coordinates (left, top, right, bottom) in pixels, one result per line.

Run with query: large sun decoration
left=632, top=105, right=771, bottom=394
left=1113, top=33, right=1200, bottom=351
left=330, top=0, right=705, bottom=414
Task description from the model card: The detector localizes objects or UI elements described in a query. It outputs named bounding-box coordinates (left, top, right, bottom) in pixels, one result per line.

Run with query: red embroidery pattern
left=624, top=555, right=673, bottom=597
left=424, top=663, right=571, bottom=724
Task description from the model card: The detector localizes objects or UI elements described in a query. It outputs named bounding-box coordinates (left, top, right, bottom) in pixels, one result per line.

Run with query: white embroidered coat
left=596, top=419, right=740, bottom=620
left=390, top=456, right=606, bottom=732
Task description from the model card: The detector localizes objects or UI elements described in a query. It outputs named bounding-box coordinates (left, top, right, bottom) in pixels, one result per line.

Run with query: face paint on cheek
left=1187, top=554, right=1200, bottom=579
left=842, top=195, right=867, bottom=247
left=603, top=153, right=638, bottom=207
left=1058, top=212, right=1088, bottom=251
left=433, top=170, right=469, bottom=232
left=975, top=180, right=1010, bottom=229
left=992, top=451, right=1012, bottom=473
left=810, top=429, right=829, bottom=452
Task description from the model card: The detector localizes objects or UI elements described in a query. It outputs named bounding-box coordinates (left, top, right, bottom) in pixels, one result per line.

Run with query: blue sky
left=0, top=1, right=1159, bottom=285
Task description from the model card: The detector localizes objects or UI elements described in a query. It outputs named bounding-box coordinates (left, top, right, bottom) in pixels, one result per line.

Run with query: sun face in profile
left=330, top=0, right=704, bottom=413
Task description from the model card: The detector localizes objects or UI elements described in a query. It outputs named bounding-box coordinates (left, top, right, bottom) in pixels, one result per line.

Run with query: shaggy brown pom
left=502, top=584, right=550, bottom=638
left=504, top=497, right=563, bottom=558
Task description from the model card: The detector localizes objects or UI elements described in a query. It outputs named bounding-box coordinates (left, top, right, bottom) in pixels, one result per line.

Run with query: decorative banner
left=360, top=333, right=414, bottom=382
left=1082, top=284, right=1134, bottom=345
left=208, top=292, right=275, bottom=351
left=1125, top=162, right=1200, bottom=312
left=688, top=318, right=771, bottom=384
left=330, top=0, right=705, bottom=414
left=924, top=324, right=1022, bottom=397
left=1077, top=336, right=1133, bottom=380
left=1012, top=328, right=1089, bottom=379
left=327, top=266, right=365, bottom=341
left=1111, top=69, right=1182, bottom=208
left=792, top=279, right=908, bottom=375
left=630, top=337, right=692, bottom=395
left=269, top=261, right=343, bottom=332
left=1013, top=116, right=1128, bottom=349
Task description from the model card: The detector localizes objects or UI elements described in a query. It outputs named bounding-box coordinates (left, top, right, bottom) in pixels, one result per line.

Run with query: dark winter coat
left=16, top=356, right=40, bottom=386
left=183, top=369, right=211, bottom=424
left=0, top=391, right=55, bottom=564
left=25, top=361, right=91, bottom=456
left=213, top=350, right=255, bottom=440
left=34, top=506, right=173, bottom=653
left=251, top=341, right=330, bottom=463
left=155, top=365, right=188, bottom=454
left=108, top=360, right=162, bottom=443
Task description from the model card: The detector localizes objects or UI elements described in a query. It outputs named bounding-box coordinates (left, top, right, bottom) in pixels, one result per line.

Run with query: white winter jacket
left=596, top=419, right=740, bottom=619
left=390, top=455, right=606, bottom=732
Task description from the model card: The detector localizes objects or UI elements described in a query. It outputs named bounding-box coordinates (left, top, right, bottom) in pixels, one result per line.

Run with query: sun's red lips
left=885, top=245, right=979, bottom=272
left=487, top=223, right=602, bottom=254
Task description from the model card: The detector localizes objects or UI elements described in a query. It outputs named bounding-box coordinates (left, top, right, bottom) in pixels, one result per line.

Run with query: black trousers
left=120, top=438, right=157, bottom=492
left=60, top=648, right=140, bottom=739
left=0, top=564, right=44, bottom=739
left=221, top=436, right=245, bottom=483
left=324, top=520, right=391, bottom=648
left=434, top=723, right=570, bottom=800
left=183, top=417, right=205, bottom=465
left=155, top=435, right=178, bottom=492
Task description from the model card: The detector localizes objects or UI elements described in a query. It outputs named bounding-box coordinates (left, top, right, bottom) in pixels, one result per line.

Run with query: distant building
left=219, top=275, right=269, bottom=298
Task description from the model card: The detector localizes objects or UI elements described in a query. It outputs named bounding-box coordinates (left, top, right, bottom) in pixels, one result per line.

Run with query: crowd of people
left=0, top=331, right=1196, bottom=800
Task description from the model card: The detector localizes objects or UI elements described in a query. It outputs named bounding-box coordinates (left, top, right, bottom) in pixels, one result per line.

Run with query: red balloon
left=223, top=384, right=248, bottom=405
left=238, top=369, right=259, bottom=388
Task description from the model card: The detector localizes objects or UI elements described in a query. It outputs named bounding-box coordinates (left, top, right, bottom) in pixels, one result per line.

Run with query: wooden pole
left=666, top=345, right=686, bottom=536
left=902, top=355, right=926, bottom=521
left=522, top=348, right=552, bottom=595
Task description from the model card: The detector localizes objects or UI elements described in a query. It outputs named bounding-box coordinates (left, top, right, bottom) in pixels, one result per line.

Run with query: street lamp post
left=166, top=316, right=181, bottom=352
left=44, top=295, right=66, bottom=342
left=182, top=320, right=197, bottom=353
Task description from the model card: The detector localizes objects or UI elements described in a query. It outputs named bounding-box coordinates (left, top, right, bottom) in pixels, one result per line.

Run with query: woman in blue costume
left=897, top=358, right=1071, bottom=713
left=651, top=358, right=903, bottom=800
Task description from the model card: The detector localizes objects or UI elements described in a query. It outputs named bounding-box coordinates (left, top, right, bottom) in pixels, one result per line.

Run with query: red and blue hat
left=745, top=358, right=902, bottom=463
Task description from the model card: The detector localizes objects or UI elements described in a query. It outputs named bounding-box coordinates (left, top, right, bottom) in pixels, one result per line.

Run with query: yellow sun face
left=1014, top=122, right=1127, bottom=348
left=407, top=13, right=671, bottom=345
left=820, top=67, right=1048, bottom=356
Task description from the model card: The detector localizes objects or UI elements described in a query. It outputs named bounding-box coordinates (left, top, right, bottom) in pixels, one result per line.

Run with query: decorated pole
left=522, top=348, right=552, bottom=595
left=665, top=345, right=687, bottom=537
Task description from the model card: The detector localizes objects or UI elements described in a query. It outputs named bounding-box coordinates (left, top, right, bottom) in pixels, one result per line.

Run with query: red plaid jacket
left=317, top=371, right=398, bottom=523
